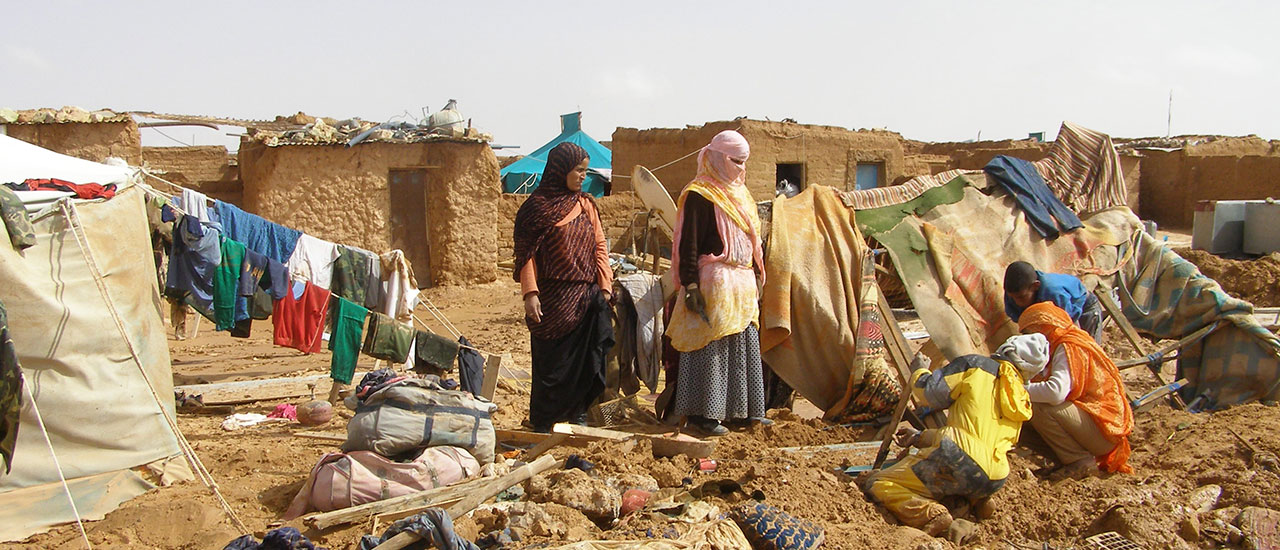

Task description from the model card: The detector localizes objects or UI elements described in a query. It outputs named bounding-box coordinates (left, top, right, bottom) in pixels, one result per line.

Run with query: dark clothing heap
left=984, top=156, right=1083, bottom=239
left=5, top=178, right=116, bottom=200
left=224, top=527, right=325, bottom=550
left=528, top=288, right=612, bottom=431
left=358, top=508, right=478, bottom=550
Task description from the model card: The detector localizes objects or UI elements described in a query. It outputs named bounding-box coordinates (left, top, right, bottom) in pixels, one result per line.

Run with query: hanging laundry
left=287, top=234, right=341, bottom=289
left=984, top=156, right=1083, bottom=239
left=213, top=201, right=302, bottom=265
left=380, top=250, right=419, bottom=320
left=0, top=299, right=23, bottom=473
left=457, top=335, right=484, bottom=397
left=362, top=312, right=415, bottom=363
left=329, top=297, right=369, bottom=385
left=0, top=186, right=35, bottom=250
left=274, top=281, right=331, bottom=354
left=213, top=238, right=247, bottom=331
left=616, top=273, right=666, bottom=393
left=6, top=178, right=116, bottom=200
left=165, top=215, right=220, bottom=319
left=414, top=330, right=460, bottom=373
left=178, top=188, right=212, bottom=223
left=364, top=251, right=384, bottom=310
left=331, top=246, right=372, bottom=306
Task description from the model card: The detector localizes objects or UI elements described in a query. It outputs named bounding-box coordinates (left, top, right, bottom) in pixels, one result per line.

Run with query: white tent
left=0, top=134, right=190, bottom=541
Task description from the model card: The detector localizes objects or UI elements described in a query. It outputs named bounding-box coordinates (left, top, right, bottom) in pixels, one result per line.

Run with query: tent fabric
left=1114, top=230, right=1280, bottom=406
left=0, top=184, right=184, bottom=541
left=840, top=168, right=970, bottom=210
left=0, top=134, right=134, bottom=189
left=0, top=469, right=155, bottom=541
left=759, top=186, right=870, bottom=411
left=500, top=113, right=612, bottom=197
left=1033, top=121, right=1129, bottom=215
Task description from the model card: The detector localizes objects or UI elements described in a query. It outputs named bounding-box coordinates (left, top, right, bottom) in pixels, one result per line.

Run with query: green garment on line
left=0, top=299, right=23, bottom=473
left=362, top=312, right=415, bottom=364
left=328, top=297, right=369, bottom=384
left=331, top=246, right=371, bottom=307
left=414, top=330, right=460, bottom=372
left=213, top=238, right=246, bottom=331
left=0, top=186, right=35, bottom=251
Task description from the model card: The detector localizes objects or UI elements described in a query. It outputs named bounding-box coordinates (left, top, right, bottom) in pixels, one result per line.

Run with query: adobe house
left=1122, top=136, right=1280, bottom=228
left=611, top=119, right=914, bottom=201
left=237, top=127, right=501, bottom=287
left=1, top=107, right=142, bottom=165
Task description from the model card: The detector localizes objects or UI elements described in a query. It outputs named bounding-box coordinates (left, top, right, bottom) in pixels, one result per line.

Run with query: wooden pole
left=874, top=375, right=917, bottom=470
left=1095, top=289, right=1186, bottom=409
left=370, top=455, right=561, bottom=550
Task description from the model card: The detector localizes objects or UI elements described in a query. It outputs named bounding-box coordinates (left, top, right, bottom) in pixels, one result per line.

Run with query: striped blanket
left=1033, top=121, right=1129, bottom=215
left=1116, top=230, right=1280, bottom=406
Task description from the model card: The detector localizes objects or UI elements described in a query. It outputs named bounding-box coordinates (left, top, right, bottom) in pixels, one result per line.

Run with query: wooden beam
left=306, top=474, right=492, bottom=530
left=497, top=424, right=714, bottom=459
left=778, top=441, right=883, bottom=457
left=370, top=455, right=560, bottom=550
left=174, top=372, right=371, bottom=406
left=874, top=375, right=916, bottom=470
left=523, top=432, right=569, bottom=460
left=875, top=283, right=931, bottom=430
left=1094, top=289, right=1148, bottom=357
left=1131, top=378, right=1189, bottom=412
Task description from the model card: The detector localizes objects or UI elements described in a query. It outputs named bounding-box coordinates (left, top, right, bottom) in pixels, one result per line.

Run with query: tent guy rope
left=24, top=381, right=93, bottom=550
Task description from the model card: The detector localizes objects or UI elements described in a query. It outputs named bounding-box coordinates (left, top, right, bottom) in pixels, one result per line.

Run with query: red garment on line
left=273, top=281, right=331, bottom=353
left=20, top=178, right=116, bottom=199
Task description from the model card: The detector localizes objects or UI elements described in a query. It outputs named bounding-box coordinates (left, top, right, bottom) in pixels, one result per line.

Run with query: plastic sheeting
left=0, top=185, right=183, bottom=541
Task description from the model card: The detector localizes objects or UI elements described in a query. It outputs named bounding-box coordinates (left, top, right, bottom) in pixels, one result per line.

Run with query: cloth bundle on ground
left=224, top=527, right=325, bottom=550
left=344, top=376, right=497, bottom=464
left=1114, top=230, right=1280, bottom=406
left=358, top=509, right=479, bottom=550
left=731, top=502, right=825, bottom=550
left=283, top=446, right=479, bottom=518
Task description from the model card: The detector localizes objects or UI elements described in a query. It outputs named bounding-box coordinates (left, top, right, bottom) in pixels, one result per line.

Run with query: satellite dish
left=632, top=165, right=678, bottom=238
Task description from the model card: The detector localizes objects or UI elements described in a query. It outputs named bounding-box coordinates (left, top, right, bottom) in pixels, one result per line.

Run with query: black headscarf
left=512, top=142, right=591, bottom=280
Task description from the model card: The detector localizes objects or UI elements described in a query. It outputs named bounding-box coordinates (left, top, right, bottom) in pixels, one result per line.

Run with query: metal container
left=1192, top=200, right=1248, bottom=255
left=1244, top=199, right=1280, bottom=255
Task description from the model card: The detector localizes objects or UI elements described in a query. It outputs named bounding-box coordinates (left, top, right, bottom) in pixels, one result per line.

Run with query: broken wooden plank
left=1115, top=322, right=1221, bottom=370
left=524, top=432, right=569, bottom=460
left=174, top=372, right=370, bottom=406
left=777, top=441, right=883, bottom=457
left=481, top=353, right=506, bottom=401
left=876, top=282, right=933, bottom=430
left=497, top=424, right=714, bottom=459
left=1131, top=378, right=1189, bottom=412
left=370, top=455, right=560, bottom=550
left=875, top=374, right=917, bottom=470
left=1097, top=289, right=1186, bottom=410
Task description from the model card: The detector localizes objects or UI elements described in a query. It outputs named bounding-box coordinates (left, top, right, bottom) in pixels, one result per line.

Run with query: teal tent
left=501, top=112, right=612, bottom=197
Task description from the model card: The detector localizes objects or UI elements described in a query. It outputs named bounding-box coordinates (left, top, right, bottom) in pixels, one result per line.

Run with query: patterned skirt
left=672, top=325, right=766, bottom=422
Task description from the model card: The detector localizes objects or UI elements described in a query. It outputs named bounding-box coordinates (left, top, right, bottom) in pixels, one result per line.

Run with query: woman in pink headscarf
left=666, top=130, right=768, bottom=436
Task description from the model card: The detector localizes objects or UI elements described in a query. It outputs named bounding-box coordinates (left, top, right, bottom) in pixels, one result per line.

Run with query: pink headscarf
left=696, top=130, right=750, bottom=187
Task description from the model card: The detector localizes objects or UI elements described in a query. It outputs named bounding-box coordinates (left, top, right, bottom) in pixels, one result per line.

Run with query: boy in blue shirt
left=1003, top=261, right=1104, bottom=343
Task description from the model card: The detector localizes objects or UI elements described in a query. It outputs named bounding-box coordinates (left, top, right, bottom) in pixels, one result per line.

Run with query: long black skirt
left=529, top=287, right=613, bottom=430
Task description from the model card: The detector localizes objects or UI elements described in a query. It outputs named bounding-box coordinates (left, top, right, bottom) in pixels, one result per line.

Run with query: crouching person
left=864, top=335, right=1047, bottom=542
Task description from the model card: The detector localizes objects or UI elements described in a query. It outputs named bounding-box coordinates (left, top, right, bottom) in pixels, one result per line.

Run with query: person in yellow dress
left=666, top=130, right=767, bottom=437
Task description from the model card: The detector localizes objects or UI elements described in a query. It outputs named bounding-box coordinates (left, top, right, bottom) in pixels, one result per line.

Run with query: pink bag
left=284, top=446, right=480, bottom=518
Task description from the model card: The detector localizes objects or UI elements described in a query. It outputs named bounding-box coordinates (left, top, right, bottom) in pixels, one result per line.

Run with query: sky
left=5, top=1, right=1278, bottom=154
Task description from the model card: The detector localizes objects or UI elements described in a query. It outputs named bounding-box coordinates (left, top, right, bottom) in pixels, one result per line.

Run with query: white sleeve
left=1026, top=348, right=1072, bottom=405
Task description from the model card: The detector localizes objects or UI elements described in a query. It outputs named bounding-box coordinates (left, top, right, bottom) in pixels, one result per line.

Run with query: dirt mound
left=1174, top=247, right=1280, bottom=307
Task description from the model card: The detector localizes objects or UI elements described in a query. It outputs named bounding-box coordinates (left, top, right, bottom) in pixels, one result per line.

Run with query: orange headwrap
left=1019, top=302, right=1134, bottom=473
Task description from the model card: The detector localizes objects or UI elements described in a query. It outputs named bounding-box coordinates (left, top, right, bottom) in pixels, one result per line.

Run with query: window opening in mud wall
left=776, top=163, right=805, bottom=192
left=388, top=168, right=431, bottom=288
left=855, top=162, right=883, bottom=190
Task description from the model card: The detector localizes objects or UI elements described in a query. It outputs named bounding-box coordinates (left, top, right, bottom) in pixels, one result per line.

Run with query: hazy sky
left=5, top=1, right=1277, bottom=153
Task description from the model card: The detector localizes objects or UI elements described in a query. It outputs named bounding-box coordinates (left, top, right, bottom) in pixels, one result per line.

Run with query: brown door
left=388, top=169, right=430, bottom=288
